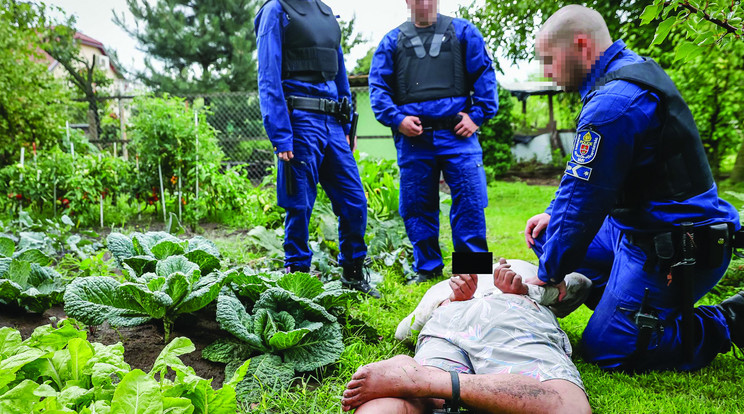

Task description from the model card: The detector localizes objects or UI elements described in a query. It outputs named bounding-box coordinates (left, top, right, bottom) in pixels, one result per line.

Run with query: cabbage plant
left=203, top=271, right=357, bottom=401
left=0, top=236, right=65, bottom=313
left=64, top=232, right=228, bottom=342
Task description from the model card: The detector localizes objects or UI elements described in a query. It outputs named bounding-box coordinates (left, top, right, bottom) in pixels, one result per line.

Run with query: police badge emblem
left=572, top=129, right=601, bottom=164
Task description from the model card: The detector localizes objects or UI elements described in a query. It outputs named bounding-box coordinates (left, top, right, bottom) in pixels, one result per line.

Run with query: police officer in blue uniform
left=523, top=5, right=743, bottom=371
left=255, top=0, right=380, bottom=298
left=369, top=0, right=498, bottom=283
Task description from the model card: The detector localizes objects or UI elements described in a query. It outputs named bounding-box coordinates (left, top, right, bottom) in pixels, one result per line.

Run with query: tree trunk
left=87, top=108, right=98, bottom=140
left=730, top=139, right=744, bottom=182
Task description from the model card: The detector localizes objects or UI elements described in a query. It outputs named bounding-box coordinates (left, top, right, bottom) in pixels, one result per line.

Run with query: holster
left=733, top=227, right=744, bottom=259
left=627, top=222, right=733, bottom=273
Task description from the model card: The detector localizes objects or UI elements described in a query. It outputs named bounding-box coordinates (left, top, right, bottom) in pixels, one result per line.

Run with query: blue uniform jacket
left=254, top=0, right=352, bottom=154
left=369, top=16, right=498, bottom=154
left=538, top=40, right=741, bottom=284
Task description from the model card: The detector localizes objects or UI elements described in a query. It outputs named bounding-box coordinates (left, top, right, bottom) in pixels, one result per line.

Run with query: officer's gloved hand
left=398, top=116, right=423, bottom=137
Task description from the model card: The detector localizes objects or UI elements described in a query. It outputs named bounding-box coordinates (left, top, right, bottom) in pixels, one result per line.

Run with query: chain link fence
left=68, top=88, right=380, bottom=181
left=186, top=91, right=274, bottom=179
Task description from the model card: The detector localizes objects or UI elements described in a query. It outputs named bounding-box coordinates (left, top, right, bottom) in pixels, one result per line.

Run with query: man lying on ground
left=341, top=262, right=592, bottom=413
left=395, top=259, right=592, bottom=342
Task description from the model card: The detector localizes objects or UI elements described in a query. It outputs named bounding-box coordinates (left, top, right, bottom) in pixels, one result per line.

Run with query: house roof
left=39, top=29, right=125, bottom=79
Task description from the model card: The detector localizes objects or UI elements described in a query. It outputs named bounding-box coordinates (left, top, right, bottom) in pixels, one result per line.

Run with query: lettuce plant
left=0, top=235, right=66, bottom=313
left=0, top=321, right=249, bottom=413
left=64, top=232, right=228, bottom=342
left=203, top=270, right=357, bottom=401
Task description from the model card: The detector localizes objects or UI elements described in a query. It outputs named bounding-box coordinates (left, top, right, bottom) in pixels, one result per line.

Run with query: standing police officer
left=523, top=5, right=742, bottom=371
left=369, top=0, right=498, bottom=283
left=255, top=0, right=379, bottom=298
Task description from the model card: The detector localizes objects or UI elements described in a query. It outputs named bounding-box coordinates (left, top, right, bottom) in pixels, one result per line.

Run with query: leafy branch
left=642, top=0, right=743, bottom=61
left=671, top=0, right=743, bottom=38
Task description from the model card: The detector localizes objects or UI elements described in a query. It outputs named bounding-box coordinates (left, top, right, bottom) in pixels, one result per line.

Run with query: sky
left=41, top=0, right=537, bottom=83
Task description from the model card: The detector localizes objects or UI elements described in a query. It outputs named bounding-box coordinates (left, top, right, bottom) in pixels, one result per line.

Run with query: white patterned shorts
left=414, top=294, right=585, bottom=391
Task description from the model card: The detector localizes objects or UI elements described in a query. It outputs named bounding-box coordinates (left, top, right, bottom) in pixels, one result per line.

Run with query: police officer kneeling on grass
left=520, top=4, right=744, bottom=372
left=254, top=0, right=379, bottom=298
left=369, top=0, right=498, bottom=284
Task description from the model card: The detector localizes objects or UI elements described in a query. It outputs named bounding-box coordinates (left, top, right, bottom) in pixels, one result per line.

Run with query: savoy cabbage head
left=64, top=232, right=228, bottom=342
left=203, top=270, right=356, bottom=402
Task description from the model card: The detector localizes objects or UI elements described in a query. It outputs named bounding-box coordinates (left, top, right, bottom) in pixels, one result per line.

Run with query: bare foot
left=341, top=355, right=429, bottom=411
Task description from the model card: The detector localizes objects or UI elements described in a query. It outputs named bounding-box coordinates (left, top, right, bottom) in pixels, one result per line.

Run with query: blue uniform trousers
left=395, top=131, right=488, bottom=274
left=533, top=219, right=733, bottom=371
left=276, top=109, right=367, bottom=269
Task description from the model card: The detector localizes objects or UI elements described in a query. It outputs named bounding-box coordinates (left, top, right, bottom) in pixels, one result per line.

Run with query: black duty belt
left=420, top=114, right=463, bottom=132
left=626, top=222, right=735, bottom=271
left=286, top=96, right=351, bottom=123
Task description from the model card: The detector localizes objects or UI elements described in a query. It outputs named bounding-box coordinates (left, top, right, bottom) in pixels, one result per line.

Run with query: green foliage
left=0, top=0, right=71, bottom=166
left=203, top=271, right=357, bottom=403
left=351, top=46, right=375, bottom=75
left=465, top=0, right=744, bottom=177
left=209, top=165, right=283, bottom=229
left=0, top=233, right=67, bottom=313
left=479, top=86, right=515, bottom=178
left=128, top=95, right=224, bottom=223
left=0, top=149, right=135, bottom=226
left=460, top=0, right=657, bottom=73
left=114, top=0, right=262, bottom=94
left=0, top=322, right=250, bottom=413
left=641, top=0, right=744, bottom=62
left=64, top=232, right=228, bottom=342
left=339, top=15, right=365, bottom=56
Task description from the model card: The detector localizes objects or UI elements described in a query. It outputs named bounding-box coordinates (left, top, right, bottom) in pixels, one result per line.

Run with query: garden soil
left=0, top=305, right=227, bottom=388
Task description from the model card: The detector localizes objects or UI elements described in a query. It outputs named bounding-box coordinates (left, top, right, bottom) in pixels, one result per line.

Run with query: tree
left=351, top=46, right=375, bottom=76
left=480, top=86, right=515, bottom=178
left=459, top=0, right=657, bottom=73
left=640, top=0, right=744, bottom=181
left=40, top=24, right=112, bottom=140
left=463, top=0, right=743, bottom=178
left=0, top=0, right=70, bottom=166
left=640, top=0, right=744, bottom=61
left=114, top=0, right=261, bottom=95
left=340, top=15, right=365, bottom=55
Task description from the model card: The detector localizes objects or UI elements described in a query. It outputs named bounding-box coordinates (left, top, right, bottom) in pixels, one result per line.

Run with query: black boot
left=719, top=291, right=744, bottom=348
left=341, top=259, right=381, bottom=299
left=406, top=269, right=443, bottom=285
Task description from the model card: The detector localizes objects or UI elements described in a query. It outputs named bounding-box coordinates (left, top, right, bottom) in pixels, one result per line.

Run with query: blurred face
left=536, top=33, right=588, bottom=91
left=407, top=0, right=437, bottom=25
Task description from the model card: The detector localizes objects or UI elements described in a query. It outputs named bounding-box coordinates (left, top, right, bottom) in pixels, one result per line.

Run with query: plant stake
left=194, top=110, right=199, bottom=201
left=158, top=161, right=167, bottom=222
left=99, top=154, right=104, bottom=227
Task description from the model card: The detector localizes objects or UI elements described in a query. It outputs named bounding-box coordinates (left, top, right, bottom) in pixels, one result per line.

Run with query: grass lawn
left=217, top=180, right=744, bottom=413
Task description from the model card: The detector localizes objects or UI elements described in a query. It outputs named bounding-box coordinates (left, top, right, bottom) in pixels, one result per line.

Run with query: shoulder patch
left=565, top=161, right=592, bottom=181
left=571, top=129, right=601, bottom=165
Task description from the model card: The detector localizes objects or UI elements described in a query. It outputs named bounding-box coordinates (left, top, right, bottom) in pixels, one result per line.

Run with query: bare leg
left=341, top=355, right=590, bottom=414
left=354, top=397, right=440, bottom=414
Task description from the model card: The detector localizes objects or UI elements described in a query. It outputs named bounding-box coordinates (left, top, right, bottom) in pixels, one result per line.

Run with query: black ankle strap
left=443, top=370, right=461, bottom=413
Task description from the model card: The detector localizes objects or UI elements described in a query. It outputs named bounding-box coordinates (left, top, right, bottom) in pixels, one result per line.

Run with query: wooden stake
left=158, top=161, right=167, bottom=223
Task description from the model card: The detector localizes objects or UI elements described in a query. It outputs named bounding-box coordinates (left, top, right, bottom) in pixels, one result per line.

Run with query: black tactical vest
left=278, top=0, right=340, bottom=83
left=394, top=15, right=468, bottom=105
left=587, top=59, right=714, bottom=215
